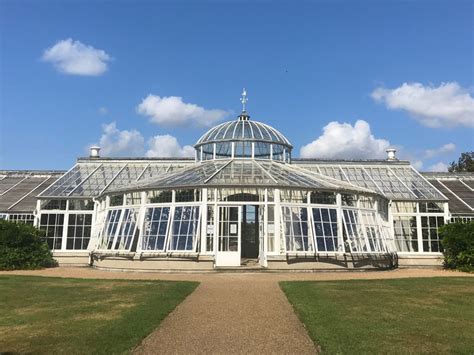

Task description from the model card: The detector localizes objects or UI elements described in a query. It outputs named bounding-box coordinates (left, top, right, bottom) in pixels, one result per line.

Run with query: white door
left=215, top=206, right=241, bottom=267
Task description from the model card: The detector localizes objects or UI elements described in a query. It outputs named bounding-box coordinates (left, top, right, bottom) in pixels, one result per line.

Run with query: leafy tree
left=0, top=220, right=57, bottom=270
left=448, top=152, right=474, bottom=172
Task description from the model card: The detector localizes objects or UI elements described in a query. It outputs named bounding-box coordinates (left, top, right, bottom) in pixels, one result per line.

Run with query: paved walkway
left=2, top=268, right=472, bottom=354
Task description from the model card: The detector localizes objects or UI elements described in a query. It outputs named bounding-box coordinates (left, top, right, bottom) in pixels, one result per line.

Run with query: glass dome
left=195, top=112, right=293, bottom=162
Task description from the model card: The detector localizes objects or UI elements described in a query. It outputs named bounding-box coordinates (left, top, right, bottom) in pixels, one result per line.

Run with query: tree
left=448, top=152, right=474, bottom=173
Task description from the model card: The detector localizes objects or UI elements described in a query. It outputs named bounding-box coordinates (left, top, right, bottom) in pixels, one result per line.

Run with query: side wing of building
left=422, top=172, right=474, bottom=222
left=0, top=170, right=65, bottom=224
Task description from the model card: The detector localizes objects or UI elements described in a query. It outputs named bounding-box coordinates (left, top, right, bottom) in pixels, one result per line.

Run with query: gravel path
left=134, top=277, right=317, bottom=354
left=1, top=267, right=470, bottom=282
left=2, top=268, right=471, bottom=354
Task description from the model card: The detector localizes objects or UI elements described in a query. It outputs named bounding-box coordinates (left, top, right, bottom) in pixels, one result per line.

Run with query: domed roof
left=195, top=114, right=292, bottom=148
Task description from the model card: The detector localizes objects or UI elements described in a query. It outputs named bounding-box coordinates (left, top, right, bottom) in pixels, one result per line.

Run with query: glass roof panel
left=250, top=121, right=264, bottom=140
left=210, top=160, right=272, bottom=186
left=242, top=121, right=253, bottom=139
left=340, top=166, right=381, bottom=193
left=213, top=123, right=229, bottom=141
left=390, top=167, right=445, bottom=200
left=365, top=167, right=410, bottom=199
left=105, top=160, right=374, bottom=194
left=40, top=164, right=100, bottom=197
left=266, top=127, right=280, bottom=142
left=195, top=119, right=292, bottom=147
left=296, top=163, right=446, bottom=200
left=316, top=166, right=349, bottom=182
left=233, top=121, right=244, bottom=139
left=136, top=161, right=227, bottom=190
left=70, top=164, right=125, bottom=197
left=258, top=124, right=272, bottom=141
left=106, top=164, right=149, bottom=191
left=140, top=164, right=168, bottom=181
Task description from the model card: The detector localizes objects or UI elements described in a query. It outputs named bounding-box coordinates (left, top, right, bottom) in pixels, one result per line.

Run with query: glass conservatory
left=36, top=107, right=452, bottom=270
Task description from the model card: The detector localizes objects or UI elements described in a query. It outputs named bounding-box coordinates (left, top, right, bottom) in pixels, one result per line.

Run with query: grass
left=280, top=277, right=474, bottom=354
left=0, top=275, right=198, bottom=354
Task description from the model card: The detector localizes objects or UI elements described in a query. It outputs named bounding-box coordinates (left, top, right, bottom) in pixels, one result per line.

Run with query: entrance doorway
left=215, top=206, right=241, bottom=267
left=214, top=196, right=262, bottom=267
left=241, top=205, right=259, bottom=259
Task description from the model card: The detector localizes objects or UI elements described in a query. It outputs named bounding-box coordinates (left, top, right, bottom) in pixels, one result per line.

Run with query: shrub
left=0, top=220, right=57, bottom=270
left=440, top=221, right=474, bottom=272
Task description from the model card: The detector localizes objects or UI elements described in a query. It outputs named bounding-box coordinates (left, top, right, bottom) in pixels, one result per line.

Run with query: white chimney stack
left=386, top=148, right=397, bottom=161
left=90, top=146, right=101, bottom=158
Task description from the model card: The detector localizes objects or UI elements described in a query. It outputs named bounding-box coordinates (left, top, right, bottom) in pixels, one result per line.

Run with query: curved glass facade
left=91, top=187, right=393, bottom=258
left=35, top=109, right=452, bottom=269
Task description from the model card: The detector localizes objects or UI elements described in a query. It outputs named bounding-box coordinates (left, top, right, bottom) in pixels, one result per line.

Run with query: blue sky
left=1, top=0, right=473, bottom=171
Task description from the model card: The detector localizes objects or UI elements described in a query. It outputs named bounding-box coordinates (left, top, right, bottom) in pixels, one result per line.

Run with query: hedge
left=440, top=221, right=474, bottom=272
left=0, top=220, right=57, bottom=270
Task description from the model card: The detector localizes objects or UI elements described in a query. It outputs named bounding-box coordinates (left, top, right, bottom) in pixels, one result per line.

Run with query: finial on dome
left=240, top=88, right=248, bottom=113
left=238, top=88, right=250, bottom=121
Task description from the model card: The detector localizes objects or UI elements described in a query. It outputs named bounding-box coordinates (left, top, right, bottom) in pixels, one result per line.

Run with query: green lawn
left=0, top=275, right=198, bottom=354
left=281, top=277, right=474, bottom=354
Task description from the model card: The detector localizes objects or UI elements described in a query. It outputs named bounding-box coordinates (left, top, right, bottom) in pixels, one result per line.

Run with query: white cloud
left=42, top=38, right=111, bottom=76
left=137, top=94, right=230, bottom=127
left=300, top=120, right=390, bottom=159
left=92, top=123, right=195, bottom=158
left=371, top=82, right=474, bottom=128
left=424, top=143, right=456, bottom=159
left=428, top=162, right=449, bottom=172
left=146, top=135, right=195, bottom=158
left=96, top=122, right=145, bottom=156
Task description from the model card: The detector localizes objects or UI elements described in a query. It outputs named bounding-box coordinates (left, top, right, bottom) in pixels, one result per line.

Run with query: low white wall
left=266, top=253, right=395, bottom=271
left=91, top=254, right=214, bottom=272
left=52, top=252, right=90, bottom=267
left=397, top=254, right=443, bottom=268
left=52, top=251, right=444, bottom=271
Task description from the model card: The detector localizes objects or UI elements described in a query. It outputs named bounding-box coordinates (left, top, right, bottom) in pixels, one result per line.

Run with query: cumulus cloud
left=146, top=135, right=195, bottom=158
left=428, top=162, right=449, bottom=172
left=137, top=94, right=230, bottom=127
left=96, top=122, right=145, bottom=156
left=92, top=123, right=195, bottom=158
left=424, top=143, right=456, bottom=159
left=371, top=82, right=474, bottom=128
left=42, top=38, right=111, bottom=76
left=300, top=120, right=390, bottom=159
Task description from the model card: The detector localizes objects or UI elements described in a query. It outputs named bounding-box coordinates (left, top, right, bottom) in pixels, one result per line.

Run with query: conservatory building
left=21, top=105, right=472, bottom=270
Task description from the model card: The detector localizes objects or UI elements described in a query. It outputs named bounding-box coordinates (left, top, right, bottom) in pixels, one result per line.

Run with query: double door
left=215, top=206, right=241, bottom=267
left=214, top=205, right=264, bottom=267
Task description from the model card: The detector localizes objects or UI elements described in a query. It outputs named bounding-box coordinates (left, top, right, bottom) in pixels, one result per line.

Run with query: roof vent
left=386, top=148, right=397, bottom=161
left=90, top=146, right=101, bottom=158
